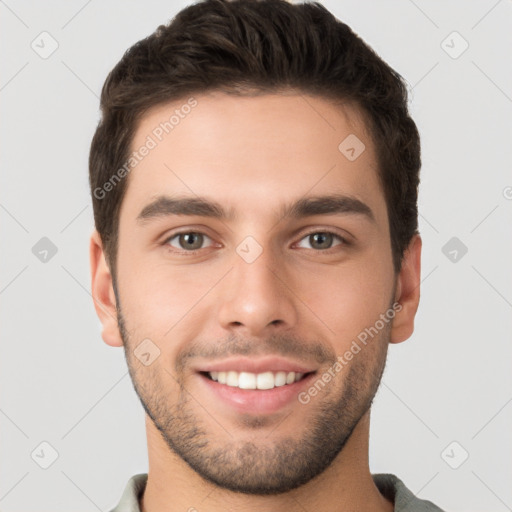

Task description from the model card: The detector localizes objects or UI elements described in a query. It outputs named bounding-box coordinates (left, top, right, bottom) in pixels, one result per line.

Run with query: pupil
left=181, top=233, right=202, bottom=249
left=312, top=232, right=331, bottom=249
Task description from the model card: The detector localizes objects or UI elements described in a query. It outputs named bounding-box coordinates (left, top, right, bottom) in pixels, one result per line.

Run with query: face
left=92, top=91, right=419, bottom=495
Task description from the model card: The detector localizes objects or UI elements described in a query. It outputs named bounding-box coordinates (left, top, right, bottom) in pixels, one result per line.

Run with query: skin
left=90, top=91, right=421, bottom=512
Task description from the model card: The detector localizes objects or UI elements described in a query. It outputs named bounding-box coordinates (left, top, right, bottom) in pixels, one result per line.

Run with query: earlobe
left=89, top=230, right=123, bottom=347
left=390, top=234, right=422, bottom=344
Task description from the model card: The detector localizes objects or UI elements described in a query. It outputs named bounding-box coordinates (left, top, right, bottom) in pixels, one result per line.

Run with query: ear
left=89, top=230, right=123, bottom=347
left=390, top=234, right=422, bottom=344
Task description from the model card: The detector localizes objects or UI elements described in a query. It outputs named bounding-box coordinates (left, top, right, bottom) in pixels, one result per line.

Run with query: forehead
left=121, top=92, right=387, bottom=227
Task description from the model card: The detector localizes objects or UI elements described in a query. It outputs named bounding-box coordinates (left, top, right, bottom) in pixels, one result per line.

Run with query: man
left=89, top=0, right=444, bottom=510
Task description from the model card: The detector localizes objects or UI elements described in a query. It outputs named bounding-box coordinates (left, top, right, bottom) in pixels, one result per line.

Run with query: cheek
left=295, top=259, right=393, bottom=345
left=117, top=254, right=223, bottom=343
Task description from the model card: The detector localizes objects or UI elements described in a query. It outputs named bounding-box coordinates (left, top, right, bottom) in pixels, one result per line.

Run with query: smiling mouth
left=201, top=370, right=314, bottom=390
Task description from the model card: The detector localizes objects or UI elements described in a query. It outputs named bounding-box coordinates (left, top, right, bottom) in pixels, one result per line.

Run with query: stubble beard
left=117, top=304, right=391, bottom=495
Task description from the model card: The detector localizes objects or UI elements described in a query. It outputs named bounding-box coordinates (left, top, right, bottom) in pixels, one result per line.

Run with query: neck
left=139, top=411, right=393, bottom=512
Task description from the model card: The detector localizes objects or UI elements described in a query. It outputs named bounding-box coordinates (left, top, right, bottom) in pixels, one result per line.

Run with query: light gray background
left=1, top=1, right=511, bottom=511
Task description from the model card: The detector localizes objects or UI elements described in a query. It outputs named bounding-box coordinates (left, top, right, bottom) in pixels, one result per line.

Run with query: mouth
left=195, top=357, right=318, bottom=415
left=200, top=370, right=312, bottom=390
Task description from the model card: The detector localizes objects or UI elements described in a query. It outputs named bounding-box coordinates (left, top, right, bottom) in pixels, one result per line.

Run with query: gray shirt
left=109, top=473, right=445, bottom=511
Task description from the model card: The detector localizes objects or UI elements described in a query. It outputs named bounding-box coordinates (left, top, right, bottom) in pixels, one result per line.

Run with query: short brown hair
left=89, top=0, right=420, bottom=280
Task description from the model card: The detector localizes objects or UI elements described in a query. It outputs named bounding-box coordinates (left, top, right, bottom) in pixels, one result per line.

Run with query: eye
left=165, top=231, right=214, bottom=252
left=296, top=231, right=348, bottom=250
left=162, top=229, right=349, bottom=254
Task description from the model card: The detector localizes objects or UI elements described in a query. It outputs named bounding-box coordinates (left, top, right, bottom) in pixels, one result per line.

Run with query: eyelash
left=162, top=229, right=351, bottom=255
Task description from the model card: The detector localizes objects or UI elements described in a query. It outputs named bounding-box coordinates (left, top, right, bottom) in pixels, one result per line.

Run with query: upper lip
left=196, top=356, right=317, bottom=374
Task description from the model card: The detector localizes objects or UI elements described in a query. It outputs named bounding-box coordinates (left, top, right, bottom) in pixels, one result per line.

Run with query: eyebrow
left=136, top=194, right=376, bottom=225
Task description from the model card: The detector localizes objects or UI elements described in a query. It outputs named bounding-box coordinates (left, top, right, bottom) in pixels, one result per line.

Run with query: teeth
left=226, top=371, right=238, bottom=386
left=207, top=370, right=306, bottom=389
left=238, top=372, right=256, bottom=389
left=274, top=371, right=287, bottom=386
left=256, top=371, right=274, bottom=390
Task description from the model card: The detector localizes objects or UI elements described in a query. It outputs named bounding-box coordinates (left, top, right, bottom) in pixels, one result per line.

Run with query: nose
left=217, top=246, right=299, bottom=337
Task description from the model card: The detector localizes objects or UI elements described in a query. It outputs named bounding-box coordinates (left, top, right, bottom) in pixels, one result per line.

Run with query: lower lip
left=198, top=372, right=316, bottom=415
